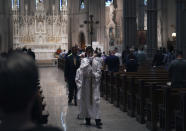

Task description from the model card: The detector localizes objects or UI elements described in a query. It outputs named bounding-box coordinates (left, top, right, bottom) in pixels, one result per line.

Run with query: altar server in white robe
left=75, top=46, right=103, bottom=129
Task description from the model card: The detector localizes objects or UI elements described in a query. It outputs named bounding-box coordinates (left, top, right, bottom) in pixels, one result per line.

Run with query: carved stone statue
left=37, top=0, right=44, bottom=11
left=106, top=3, right=116, bottom=47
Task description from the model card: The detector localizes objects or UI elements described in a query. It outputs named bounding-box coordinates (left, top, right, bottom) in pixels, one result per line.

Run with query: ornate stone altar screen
left=12, top=2, right=68, bottom=60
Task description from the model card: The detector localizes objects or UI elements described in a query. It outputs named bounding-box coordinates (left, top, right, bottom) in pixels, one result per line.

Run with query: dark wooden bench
left=146, top=87, right=186, bottom=131
left=126, top=76, right=168, bottom=117
left=175, top=92, right=186, bottom=131
left=121, top=72, right=168, bottom=115
left=135, top=80, right=168, bottom=124
left=100, top=68, right=186, bottom=131
left=158, top=88, right=186, bottom=131
left=145, top=86, right=164, bottom=130
left=119, top=74, right=128, bottom=112
left=101, top=70, right=168, bottom=113
left=31, top=80, right=49, bottom=125
left=113, top=73, right=121, bottom=107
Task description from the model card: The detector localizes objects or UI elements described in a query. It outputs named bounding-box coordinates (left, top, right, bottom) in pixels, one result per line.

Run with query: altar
left=12, top=1, right=68, bottom=61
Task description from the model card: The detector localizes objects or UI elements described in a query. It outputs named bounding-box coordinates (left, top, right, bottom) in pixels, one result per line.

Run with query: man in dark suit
left=126, top=50, right=138, bottom=72
left=168, top=51, right=186, bottom=88
left=65, top=47, right=80, bottom=105
left=105, top=50, right=120, bottom=72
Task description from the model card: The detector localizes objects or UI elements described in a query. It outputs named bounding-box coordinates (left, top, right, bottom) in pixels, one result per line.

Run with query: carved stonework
left=12, top=3, right=68, bottom=60
left=106, top=4, right=116, bottom=48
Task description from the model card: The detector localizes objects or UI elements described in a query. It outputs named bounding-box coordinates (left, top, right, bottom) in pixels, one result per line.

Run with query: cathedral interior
left=0, top=0, right=186, bottom=131
left=0, top=0, right=185, bottom=58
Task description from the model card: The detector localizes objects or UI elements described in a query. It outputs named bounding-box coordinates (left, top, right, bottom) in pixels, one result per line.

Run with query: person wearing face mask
left=75, top=46, right=103, bottom=129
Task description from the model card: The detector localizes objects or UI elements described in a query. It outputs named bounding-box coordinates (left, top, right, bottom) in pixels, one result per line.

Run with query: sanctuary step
left=36, top=58, right=58, bottom=67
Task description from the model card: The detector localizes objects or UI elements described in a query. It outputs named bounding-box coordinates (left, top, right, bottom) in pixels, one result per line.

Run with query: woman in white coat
left=75, top=46, right=103, bottom=128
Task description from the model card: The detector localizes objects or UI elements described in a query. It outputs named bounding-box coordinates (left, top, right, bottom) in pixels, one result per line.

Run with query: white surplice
left=75, top=57, right=103, bottom=119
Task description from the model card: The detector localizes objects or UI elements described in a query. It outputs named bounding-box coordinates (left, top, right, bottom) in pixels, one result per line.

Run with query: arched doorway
left=79, top=32, right=86, bottom=50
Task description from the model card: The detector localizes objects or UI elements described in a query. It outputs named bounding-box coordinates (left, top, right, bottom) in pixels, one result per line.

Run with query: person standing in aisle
left=75, top=46, right=103, bottom=129
left=65, top=46, right=80, bottom=106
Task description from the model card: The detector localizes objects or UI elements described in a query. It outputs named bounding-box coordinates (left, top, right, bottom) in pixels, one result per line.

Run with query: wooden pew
left=119, top=74, right=128, bottom=112
left=175, top=92, right=186, bottom=131
left=31, top=80, right=49, bottom=125
left=135, top=80, right=168, bottom=124
left=100, top=69, right=168, bottom=113
left=145, top=86, right=164, bottom=131
left=100, top=68, right=186, bottom=131
left=146, top=87, right=186, bottom=131
left=105, top=71, right=110, bottom=100
left=126, top=75, right=168, bottom=117
left=158, top=88, right=186, bottom=131
left=113, top=73, right=121, bottom=107
left=117, top=72, right=166, bottom=112
left=113, top=73, right=120, bottom=107
left=108, top=72, right=114, bottom=104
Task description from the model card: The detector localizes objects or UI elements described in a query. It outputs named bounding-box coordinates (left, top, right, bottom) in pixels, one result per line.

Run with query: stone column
left=30, top=0, right=36, bottom=16
left=24, top=0, right=32, bottom=15
left=138, top=0, right=145, bottom=30
left=147, top=0, right=157, bottom=57
left=123, top=0, right=137, bottom=49
left=0, top=0, right=13, bottom=53
left=68, top=15, right=72, bottom=49
left=20, top=0, right=24, bottom=15
left=176, top=0, right=186, bottom=57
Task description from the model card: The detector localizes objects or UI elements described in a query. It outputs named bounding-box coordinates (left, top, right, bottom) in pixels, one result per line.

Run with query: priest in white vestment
left=75, top=46, right=103, bottom=128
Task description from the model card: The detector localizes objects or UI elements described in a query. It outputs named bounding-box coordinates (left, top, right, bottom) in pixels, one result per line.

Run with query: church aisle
left=40, top=67, right=148, bottom=131
left=40, top=67, right=68, bottom=129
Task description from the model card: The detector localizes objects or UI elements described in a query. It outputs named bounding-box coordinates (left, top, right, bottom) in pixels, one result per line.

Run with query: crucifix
left=84, top=15, right=99, bottom=105
left=84, top=15, right=99, bottom=47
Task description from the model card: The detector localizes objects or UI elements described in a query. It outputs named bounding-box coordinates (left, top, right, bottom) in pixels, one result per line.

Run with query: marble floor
left=40, top=67, right=149, bottom=131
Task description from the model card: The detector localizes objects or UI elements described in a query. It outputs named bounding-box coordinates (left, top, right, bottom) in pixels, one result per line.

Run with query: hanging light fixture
left=172, top=32, right=176, bottom=41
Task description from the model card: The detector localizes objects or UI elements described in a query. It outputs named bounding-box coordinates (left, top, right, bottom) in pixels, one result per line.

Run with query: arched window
left=12, top=0, right=19, bottom=9
left=60, top=0, right=67, bottom=11
left=144, top=0, right=147, bottom=6
left=80, top=0, right=85, bottom=9
left=105, top=0, right=113, bottom=7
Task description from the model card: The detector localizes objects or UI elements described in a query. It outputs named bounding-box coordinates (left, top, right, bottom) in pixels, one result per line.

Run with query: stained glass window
left=60, top=0, right=63, bottom=10
left=105, top=0, right=113, bottom=7
left=60, top=0, right=67, bottom=10
left=80, top=0, right=85, bottom=9
left=12, top=0, right=19, bottom=9
left=144, top=0, right=147, bottom=6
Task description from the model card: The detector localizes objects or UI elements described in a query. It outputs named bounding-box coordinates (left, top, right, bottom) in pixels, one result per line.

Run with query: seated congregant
left=0, top=51, right=62, bottom=131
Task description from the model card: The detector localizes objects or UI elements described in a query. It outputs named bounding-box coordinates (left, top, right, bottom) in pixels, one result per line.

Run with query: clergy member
left=75, top=46, right=103, bottom=129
